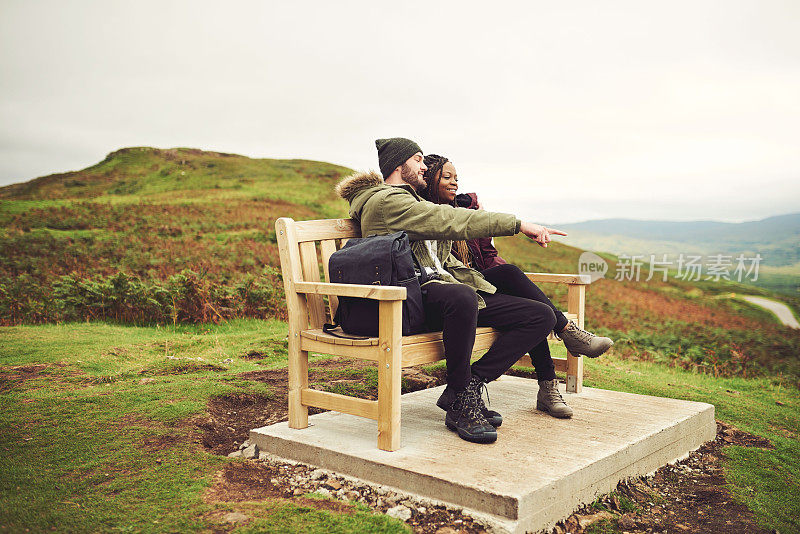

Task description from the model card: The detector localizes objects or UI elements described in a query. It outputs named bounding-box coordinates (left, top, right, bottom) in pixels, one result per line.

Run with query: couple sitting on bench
left=334, top=137, right=613, bottom=444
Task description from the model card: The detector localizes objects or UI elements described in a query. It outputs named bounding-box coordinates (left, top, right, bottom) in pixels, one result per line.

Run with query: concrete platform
left=250, top=376, right=715, bottom=533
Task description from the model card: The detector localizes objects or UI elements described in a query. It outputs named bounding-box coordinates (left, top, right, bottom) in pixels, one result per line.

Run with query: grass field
left=0, top=320, right=408, bottom=533
left=2, top=146, right=799, bottom=532
left=1, top=320, right=798, bottom=533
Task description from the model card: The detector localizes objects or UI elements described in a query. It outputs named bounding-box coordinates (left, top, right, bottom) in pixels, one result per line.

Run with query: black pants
left=482, top=264, right=570, bottom=384
left=423, top=280, right=557, bottom=391
left=481, top=264, right=569, bottom=333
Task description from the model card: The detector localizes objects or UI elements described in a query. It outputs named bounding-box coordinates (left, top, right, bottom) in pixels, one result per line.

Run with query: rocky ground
left=197, top=358, right=774, bottom=533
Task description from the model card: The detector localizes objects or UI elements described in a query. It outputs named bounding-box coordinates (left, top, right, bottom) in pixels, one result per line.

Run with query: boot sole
left=445, top=418, right=498, bottom=443
left=438, top=398, right=502, bottom=427
left=536, top=402, right=573, bottom=418
left=565, top=340, right=614, bottom=359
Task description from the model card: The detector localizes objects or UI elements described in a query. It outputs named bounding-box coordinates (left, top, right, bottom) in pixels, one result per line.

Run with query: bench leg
left=288, top=343, right=309, bottom=429
left=377, top=301, right=402, bottom=451
left=566, top=284, right=586, bottom=393
left=566, top=350, right=583, bottom=393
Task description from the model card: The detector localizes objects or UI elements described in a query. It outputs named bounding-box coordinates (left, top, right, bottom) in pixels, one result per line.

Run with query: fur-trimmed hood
left=334, top=170, right=384, bottom=201
left=334, top=170, right=403, bottom=222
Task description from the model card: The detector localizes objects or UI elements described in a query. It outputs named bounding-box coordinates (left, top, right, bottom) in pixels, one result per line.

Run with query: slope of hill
left=2, top=147, right=798, bottom=381
left=556, top=213, right=800, bottom=268
left=0, top=147, right=351, bottom=203
left=493, top=234, right=800, bottom=381
left=0, top=147, right=352, bottom=324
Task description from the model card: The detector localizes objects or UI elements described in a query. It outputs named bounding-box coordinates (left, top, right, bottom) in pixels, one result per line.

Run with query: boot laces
left=474, top=378, right=491, bottom=408
left=463, top=378, right=490, bottom=424
left=566, top=321, right=594, bottom=344
left=545, top=380, right=565, bottom=404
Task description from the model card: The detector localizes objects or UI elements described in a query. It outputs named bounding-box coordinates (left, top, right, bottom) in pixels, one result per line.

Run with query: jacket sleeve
left=469, top=237, right=507, bottom=271
left=455, top=193, right=475, bottom=208
left=377, top=188, right=521, bottom=241
left=481, top=239, right=508, bottom=268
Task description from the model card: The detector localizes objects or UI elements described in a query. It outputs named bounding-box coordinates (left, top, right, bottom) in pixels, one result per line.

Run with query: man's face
left=399, top=152, right=427, bottom=191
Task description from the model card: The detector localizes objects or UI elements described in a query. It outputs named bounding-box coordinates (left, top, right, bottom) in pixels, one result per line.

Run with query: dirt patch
left=204, top=459, right=488, bottom=533
left=205, top=461, right=287, bottom=502
left=141, top=359, right=227, bottom=376
left=556, top=420, right=772, bottom=534
left=196, top=393, right=285, bottom=455
left=205, top=462, right=357, bottom=514
left=717, top=420, right=773, bottom=449
left=0, top=363, right=70, bottom=392
left=112, top=414, right=193, bottom=453
left=199, top=358, right=444, bottom=455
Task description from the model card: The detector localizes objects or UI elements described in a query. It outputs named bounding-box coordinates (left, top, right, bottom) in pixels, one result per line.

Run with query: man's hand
left=520, top=222, right=567, bottom=247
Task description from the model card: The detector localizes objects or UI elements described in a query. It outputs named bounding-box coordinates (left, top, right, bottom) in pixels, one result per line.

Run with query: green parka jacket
left=334, top=171, right=522, bottom=308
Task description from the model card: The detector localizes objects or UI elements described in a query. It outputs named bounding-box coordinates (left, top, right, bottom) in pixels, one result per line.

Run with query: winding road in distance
left=741, top=296, right=800, bottom=329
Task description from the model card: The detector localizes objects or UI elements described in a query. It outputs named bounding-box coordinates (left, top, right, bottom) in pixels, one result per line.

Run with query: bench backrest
left=275, top=217, right=361, bottom=331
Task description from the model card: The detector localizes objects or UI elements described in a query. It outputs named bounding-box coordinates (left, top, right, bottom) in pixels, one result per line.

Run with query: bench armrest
left=524, top=273, right=592, bottom=285
left=294, top=281, right=407, bottom=301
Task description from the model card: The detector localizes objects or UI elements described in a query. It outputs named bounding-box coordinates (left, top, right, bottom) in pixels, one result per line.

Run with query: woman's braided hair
left=422, top=154, right=449, bottom=204
left=422, top=154, right=472, bottom=267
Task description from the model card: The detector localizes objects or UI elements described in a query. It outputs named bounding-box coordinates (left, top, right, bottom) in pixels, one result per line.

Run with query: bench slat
left=401, top=330, right=500, bottom=366
left=300, top=320, right=577, bottom=352
left=300, top=337, right=380, bottom=360
left=319, top=239, right=339, bottom=318
left=300, top=326, right=498, bottom=347
left=301, top=329, right=377, bottom=346
left=525, top=273, right=591, bottom=285
left=299, top=241, right=326, bottom=328
left=295, top=281, right=406, bottom=300
left=295, top=219, right=360, bottom=242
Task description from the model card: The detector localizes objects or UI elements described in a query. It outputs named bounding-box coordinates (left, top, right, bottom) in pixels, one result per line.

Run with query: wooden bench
left=276, top=217, right=592, bottom=451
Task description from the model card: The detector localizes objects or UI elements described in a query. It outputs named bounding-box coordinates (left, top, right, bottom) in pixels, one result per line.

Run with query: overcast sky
left=1, top=1, right=798, bottom=223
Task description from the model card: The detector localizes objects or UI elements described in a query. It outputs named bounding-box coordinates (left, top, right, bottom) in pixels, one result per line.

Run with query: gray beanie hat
left=375, top=137, right=423, bottom=179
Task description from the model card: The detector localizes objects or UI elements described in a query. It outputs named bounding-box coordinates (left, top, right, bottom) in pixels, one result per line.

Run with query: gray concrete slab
left=250, top=376, right=715, bottom=533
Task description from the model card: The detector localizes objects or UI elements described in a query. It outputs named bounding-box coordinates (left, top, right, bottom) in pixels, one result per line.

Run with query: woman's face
left=437, top=161, right=458, bottom=203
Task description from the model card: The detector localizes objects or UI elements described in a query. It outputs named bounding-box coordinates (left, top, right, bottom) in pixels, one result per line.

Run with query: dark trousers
left=422, top=280, right=557, bottom=391
left=481, top=264, right=570, bottom=383
left=480, top=264, right=569, bottom=333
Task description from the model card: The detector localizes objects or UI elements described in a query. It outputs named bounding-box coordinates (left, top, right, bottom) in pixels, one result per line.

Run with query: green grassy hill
left=1, top=147, right=800, bottom=532
left=0, top=147, right=351, bottom=324
left=2, top=147, right=798, bottom=381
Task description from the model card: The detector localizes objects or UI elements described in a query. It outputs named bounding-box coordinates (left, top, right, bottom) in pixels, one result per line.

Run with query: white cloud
left=1, top=0, right=798, bottom=222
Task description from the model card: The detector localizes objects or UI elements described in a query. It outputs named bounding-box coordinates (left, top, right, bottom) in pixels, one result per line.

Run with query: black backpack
left=324, top=232, right=425, bottom=337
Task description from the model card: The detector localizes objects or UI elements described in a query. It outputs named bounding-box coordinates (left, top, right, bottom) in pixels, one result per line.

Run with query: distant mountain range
left=555, top=213, right=800, bottom=268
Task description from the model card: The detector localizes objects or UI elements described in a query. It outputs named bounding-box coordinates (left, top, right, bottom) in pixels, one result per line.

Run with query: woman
left=421, top=154, right=613, bottom=416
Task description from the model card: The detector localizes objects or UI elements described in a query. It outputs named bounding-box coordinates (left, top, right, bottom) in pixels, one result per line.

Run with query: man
left=335, top=137, right=612, bottom=444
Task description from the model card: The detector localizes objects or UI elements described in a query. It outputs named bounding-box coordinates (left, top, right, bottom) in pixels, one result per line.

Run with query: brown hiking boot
left=557, top=320, right=613, bottom=358
left=536, top=379, right=573, bottom=418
